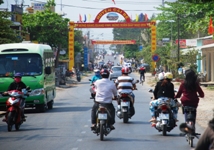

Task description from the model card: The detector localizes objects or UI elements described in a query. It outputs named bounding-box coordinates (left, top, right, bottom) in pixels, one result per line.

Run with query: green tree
left=22, top=0, right=69, bottom=67
left=0, top=0, right=21, bottom=44
left=155, top=0, right=214, bottom=35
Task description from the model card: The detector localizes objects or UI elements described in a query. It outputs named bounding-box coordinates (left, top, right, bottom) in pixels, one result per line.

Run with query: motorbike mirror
left=26, top=86, right=30, bottom=90
left=148, top=89, right=153, bottom=93
left=89, top=79, right=92, bottom=81
left=136, top=80, right=139, bottom=83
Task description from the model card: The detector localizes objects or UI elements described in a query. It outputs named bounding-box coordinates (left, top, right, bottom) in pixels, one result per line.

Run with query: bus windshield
left=0, top=53, right=42, bottom=77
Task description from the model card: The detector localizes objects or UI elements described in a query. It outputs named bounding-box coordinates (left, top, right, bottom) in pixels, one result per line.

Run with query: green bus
left=0, top=43, right=56, bottom=112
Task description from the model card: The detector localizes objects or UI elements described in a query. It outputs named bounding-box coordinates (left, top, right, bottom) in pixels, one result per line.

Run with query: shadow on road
left=101, top=137, right=158, bottom=142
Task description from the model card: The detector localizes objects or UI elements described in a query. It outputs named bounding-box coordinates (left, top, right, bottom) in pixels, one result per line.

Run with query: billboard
left=176, top=39, right=197, bottom=48
left=32, top=3, right=55, bottom=12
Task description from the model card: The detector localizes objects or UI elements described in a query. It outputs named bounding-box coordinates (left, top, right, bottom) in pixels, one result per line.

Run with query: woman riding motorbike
left=175, top=69, right=204, bottom=133
left=149, top=72, right=179, bottom=126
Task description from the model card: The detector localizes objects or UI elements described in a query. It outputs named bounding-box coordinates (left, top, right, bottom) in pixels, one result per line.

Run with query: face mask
left=14, top=77, right=21, bottom=83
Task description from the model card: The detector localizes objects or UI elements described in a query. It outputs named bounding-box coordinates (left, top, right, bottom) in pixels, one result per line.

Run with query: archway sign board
left=91, top=40, right=136, bottom=45
left=68, top=7, right=156, bottom=71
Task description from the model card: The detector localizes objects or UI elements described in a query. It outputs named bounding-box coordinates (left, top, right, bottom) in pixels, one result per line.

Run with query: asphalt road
left=0, top=55, right=203, bottom=150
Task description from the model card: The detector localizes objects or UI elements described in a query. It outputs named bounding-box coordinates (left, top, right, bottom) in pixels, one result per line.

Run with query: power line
left=31, top=0, right=161, bottom=11
left=61, top=4, right=160, bottom=11
left=82, top=0, right=162, bottom=5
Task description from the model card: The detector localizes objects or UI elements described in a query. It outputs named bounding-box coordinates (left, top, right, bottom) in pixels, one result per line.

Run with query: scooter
left=148, top=89, right=177, bottom=136
left=116, top=80, right=139, bottom=123
left=2, top=87, right=31, bottom=132
left=91, top=104, right=113, bottom=141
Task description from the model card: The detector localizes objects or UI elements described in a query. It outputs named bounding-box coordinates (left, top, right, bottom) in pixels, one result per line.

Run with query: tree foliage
left=0, top=0, right=21, bottom=44
left=22, top=0, right=84, bottom=67
left=22, top=7, right=69, bottom=48
left=155, top=0, right=214, bottom=34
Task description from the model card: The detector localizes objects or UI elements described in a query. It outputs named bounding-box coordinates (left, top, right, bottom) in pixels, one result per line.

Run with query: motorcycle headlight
left=30, top=88, right=44, bottom=96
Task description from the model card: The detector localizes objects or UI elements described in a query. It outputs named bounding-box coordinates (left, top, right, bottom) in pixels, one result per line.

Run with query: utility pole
left=177, top=14, right=180, bottom=62
left=162, top=0, right=164, bottom=7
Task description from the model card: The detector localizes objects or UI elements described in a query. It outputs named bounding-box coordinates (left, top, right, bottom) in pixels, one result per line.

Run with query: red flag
left=112, top=0, right=116, bottom=4
left=144, top=13, right=148, bottom=21
left=208, top=17, right=213, bottom=35
left=79, top=14, right=82, bottom=23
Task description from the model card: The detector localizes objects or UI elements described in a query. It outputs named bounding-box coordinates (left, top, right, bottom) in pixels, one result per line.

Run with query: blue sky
left=1, top=0, right=176, bottom=49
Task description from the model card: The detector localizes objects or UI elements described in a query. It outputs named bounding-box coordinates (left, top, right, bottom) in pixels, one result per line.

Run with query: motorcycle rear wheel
left=162, top=125, right=167, bottom=136
left=123, top=112, right=129, bottom=123
left=15, top=124, right=20, bottom=131
left=7, top=111, right=15, bottom=132
left=100, top=124, right=104, bottom=141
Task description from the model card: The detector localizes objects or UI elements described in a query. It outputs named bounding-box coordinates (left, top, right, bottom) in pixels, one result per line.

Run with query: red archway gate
left=68, top=7, right=156, bottom=71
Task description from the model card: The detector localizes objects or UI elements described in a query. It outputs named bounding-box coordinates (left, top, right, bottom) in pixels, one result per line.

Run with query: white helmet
left=94, top=69, right=100, bottom=73
left=158, top=72, right=165, bottom=81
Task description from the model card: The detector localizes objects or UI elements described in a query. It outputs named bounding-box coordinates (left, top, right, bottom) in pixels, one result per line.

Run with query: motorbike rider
left=149, top=72, right=179, bottom=125
left=91, top=69, right=117, bottom=130
left=115, top=66, right=137, bottom=117
left=2, top=73, right=27, bottom=122
left=175, top=69, right=204, bottom=133
left=139, top=66, right=146, bottom=83
left=90, top=69, right=102, bottom=99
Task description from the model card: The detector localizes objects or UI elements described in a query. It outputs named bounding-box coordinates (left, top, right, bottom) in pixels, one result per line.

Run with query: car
left=109, top=66, right=122, bottom=80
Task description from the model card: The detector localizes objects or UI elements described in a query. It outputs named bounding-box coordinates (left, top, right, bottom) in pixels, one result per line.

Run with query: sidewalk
left=144, top=72, right=214, bottom=129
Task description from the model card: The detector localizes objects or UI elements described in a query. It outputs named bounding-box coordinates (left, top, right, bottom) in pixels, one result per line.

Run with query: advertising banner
left=186, top=39, right=197, bottom=47
left=68, top=22, right=75, bottom=71
left=91, top=40, right=136, bottom=45
left=74, top=22, right=155, bottom=28
left=151, top=25, right=156, bottom=53
left=175, top=39, right=186, bottom=48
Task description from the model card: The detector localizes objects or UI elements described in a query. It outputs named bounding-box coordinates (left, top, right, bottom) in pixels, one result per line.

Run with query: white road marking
left=81, top=131, right=86, bottom=134
left=72, top=148, right=78, bottom=150
left=84, top=125, right=88, bottom=127
left=77, top=139, right=82, bottom=142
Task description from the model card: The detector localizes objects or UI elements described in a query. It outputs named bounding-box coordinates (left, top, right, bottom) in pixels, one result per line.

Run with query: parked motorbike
left=2, top=87, right=31, bottom=132
left=180, top=106, right=200, bottom=147
left=116, top=80, right=139, bottom=123
left=89, top=79, right=96, bottom=101
left=76, top=70, right=81, bottom=82
left=148, top=89, right=177, bottom=136
left=92, top=104, right=113, bottom=141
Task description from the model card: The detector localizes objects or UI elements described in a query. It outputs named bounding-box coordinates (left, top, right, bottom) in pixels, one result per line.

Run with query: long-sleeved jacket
left=195, top=118, right=214, bottom=150
left=8, top=81, right=26, bottom=91
left=174, top=82, right=204, bottom=108
left=153, top=80, right=175, bottom=99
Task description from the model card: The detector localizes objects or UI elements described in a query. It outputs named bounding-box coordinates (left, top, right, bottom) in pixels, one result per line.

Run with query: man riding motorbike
left=2, top=73, right=27, bottom=122
left=139, top=66, right=146, bottom=83
left=91, top=69, right=117, bottom=130
left=115, top=67, right=137, bottom=117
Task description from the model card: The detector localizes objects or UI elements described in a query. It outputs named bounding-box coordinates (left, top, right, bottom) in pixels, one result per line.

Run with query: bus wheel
left=47, top=100, right=53, bottom=109
left=36, top=104, right=47, bottom=112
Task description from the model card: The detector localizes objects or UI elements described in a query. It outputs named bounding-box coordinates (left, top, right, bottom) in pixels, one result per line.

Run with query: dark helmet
left=14, top=72, right=22, bottom=78
left=103, top=64, right=108, bottom=69
left=100, top=69, right=109, bottom=78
